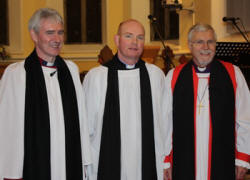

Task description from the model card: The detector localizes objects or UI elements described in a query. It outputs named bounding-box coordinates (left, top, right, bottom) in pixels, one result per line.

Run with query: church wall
left=1, top=0, right=244, bottom=73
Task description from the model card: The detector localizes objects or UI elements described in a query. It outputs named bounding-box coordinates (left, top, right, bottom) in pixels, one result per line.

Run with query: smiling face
left=188, top=29, right=216, bottom=67
left=30, top=18, right=64, bottom=62
left=114, top=20, right=145, bottom=65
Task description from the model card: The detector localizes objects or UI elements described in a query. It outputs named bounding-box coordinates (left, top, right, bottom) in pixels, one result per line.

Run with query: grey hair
left=28, top=8, right=63, bottom=33
left=188, top=23, right=217, bottom=42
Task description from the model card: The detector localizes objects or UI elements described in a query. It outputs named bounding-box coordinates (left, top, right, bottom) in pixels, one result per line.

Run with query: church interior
left=0, top=0, right=250, bottom=178
left=0, top=0, right=250, bottom=79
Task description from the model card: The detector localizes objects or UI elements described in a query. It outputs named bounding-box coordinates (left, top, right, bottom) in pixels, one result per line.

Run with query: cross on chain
left=197, top=83, right=208, bottom=115
left=197, top=102, right=204, bottom=115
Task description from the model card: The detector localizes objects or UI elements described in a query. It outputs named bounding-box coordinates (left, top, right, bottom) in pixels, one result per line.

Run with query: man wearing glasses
left=163, top=23, right=250, bottom=180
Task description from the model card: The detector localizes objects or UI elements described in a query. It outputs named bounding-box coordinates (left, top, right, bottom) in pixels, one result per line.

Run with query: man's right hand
left=164, top=167, right=172, bottom=180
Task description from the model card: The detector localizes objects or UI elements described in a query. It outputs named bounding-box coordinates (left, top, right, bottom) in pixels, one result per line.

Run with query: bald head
left=117, top=19, right=145, bottom=36
left=114, top=19, right=145, bottom=65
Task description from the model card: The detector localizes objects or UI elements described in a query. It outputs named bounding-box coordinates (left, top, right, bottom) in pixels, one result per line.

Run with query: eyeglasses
left=191, top=40, right=216, bottom=47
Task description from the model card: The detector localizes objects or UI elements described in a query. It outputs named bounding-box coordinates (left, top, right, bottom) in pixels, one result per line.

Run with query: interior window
left=0, top=0, right=9, bottom=45
left=64, top=0, right=102, bottom=44
left=150, top=0, right=179, bottom=41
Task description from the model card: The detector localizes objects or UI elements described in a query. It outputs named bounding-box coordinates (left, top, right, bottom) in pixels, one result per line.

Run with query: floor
left=245, top=172, right=250, bottom=180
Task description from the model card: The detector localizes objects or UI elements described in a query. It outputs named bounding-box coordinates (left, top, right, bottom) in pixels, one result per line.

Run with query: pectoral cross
left=197, top=103, right=204, bottom=115
left=197, top=83, right=208, bottom=115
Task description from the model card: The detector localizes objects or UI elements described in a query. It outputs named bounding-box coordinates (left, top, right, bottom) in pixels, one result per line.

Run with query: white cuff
left=163, top=162, right=171, bottom=169
left=236, top=159, right=250, bottom=169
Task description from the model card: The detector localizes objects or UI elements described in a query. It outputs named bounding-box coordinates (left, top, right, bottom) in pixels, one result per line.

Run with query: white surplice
left=0, top=60, right=92, bottom=180
left=164, top=65, right=250, bottom=180
left=82, top=63, right=166, bottom=180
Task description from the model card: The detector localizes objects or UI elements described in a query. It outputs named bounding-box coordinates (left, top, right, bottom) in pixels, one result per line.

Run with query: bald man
left=82, top=19, right=166, bottom=180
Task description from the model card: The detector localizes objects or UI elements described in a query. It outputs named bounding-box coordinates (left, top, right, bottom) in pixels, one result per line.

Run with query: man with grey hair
left=0, top=8, right=91, bottom=180
left=163, top=23, right=250, bottom=180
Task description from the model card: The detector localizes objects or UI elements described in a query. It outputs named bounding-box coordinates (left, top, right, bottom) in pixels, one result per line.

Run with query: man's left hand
left=236, top=165, right=248, bottom=180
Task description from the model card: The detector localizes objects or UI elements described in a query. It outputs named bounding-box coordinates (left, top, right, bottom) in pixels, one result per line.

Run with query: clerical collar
left=125, top=64, right=135, bottom=69
left=104, top=54, right=143, bottom=70
left=39, top=57, right=57, bottom=68
left=193, top=63, right=210, bottom=73
left=118, top=57, right=136, bottom=69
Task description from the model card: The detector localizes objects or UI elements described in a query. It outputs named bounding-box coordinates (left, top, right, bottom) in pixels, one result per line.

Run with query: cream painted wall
left=130, top=0, right=150, bottom=43
left=105, top=0, right=124, bottom=52
left=193, top=0, right=230, bottom=41
left=4, top=0, right=127, bottom=71
left=23, top=1, right=47, bottom=56
left=123, top=0, right=131, bottom=20
left=8, top=0, right=22, bottom=56
left=8, top=0, right=46, bottom=59
left=3, top=0, right=246, bottom=71
left=211, top=0, right=229, bottom=41
left=179, top=0, right=195, bottom=49
left=7, top=0, right=125, bottom=59
left=46, top=0, right=64, bottom=15
left=194, top=0, right=211, bottom=24
left=129, top=0, right=194, bottom=53
left=59, top=0, right=124, bottom=57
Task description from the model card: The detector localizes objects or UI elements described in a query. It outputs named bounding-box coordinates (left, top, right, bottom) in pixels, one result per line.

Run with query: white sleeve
left=66, top=60, right=92, bottom=166
left=234, top=65, right=250, bottom=168
left=0, top=62, right=26, bottom=179
left=162, top=69, right=174, bottom=169
left=82, top=69, right=100, bottom=139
